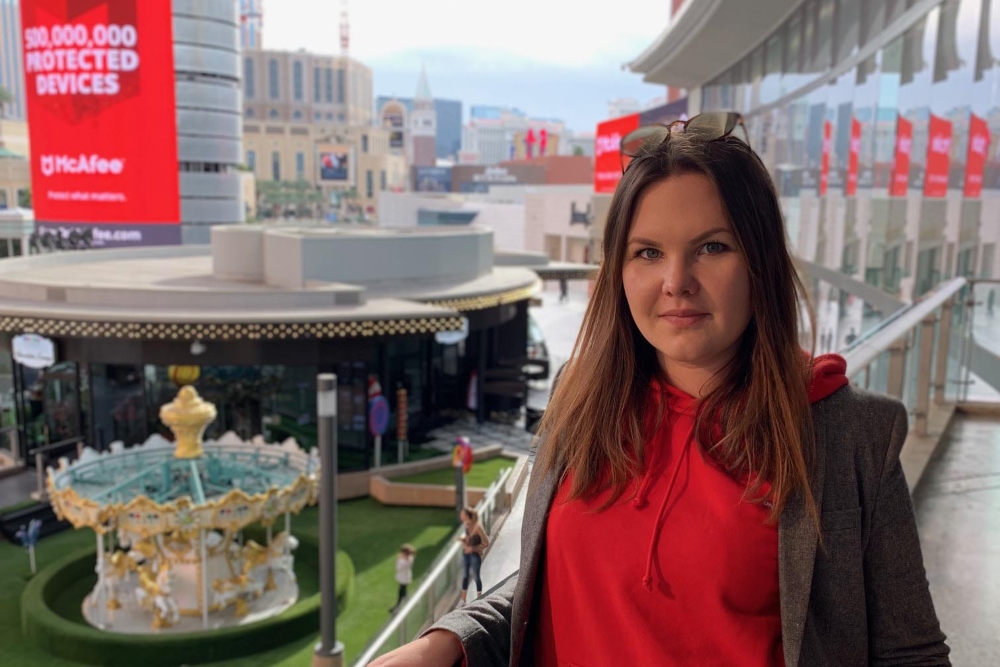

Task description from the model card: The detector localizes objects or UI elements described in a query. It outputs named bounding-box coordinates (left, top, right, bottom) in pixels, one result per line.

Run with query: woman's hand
left=367, top=630, right=464, bottom=666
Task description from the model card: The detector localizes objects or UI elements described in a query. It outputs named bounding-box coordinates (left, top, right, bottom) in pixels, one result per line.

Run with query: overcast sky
left=261, top=0, right=669, bottom=132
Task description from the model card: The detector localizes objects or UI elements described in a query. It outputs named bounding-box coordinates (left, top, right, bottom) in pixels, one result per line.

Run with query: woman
left=371, top=114, right=949, bottom=666
left=458, top=506, right=490, bottom=605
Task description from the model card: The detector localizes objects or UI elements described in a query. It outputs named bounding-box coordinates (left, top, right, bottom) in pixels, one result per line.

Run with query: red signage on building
left=964, top=113, right=990, bottom=198
left=923, top=114, right=952, bottom=198
left=594, top=113, right=640, bottom=194
left=846, top=117, right=861, bottom=196
left=819, top=120, right=831, bottom=196
left=21, top=0, right=180, bottom=230
left=890, top=115, right=913, bottom=197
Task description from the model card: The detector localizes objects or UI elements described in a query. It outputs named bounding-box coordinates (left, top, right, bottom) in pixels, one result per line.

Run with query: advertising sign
left=819, top=121, right=831, bottom=196
left=890, top=115, right=913, bottom=197
left=964, top=114, right=989, bottom=198
left=923, top=114, right=952, bottom=198
left=20, top=0, right=180, bottom=245
left=594, top=113, right=640, bottom=194
left=318, top=144, right=350, bottom=181
left=846, top=117, right=861, bottom=196
left=12, top=333, right=56, bottom=369
left=413, top=166, right=452, bottom=192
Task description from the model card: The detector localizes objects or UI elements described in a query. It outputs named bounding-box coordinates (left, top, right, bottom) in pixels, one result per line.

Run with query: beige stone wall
left=0, top=120, right=30, bottom=159
left=0, top=156, right=30, bottom=210
left=243, top=121, right=407, bottom=216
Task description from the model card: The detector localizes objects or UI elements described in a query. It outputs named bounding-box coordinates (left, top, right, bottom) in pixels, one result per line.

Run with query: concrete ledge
left=335, top=445, right=505, bottom=501
left=902, top=402, right=959, bottom=492
left=370, top=476, right=487, bottom=508
left=368, top=447, right=527, bottom=508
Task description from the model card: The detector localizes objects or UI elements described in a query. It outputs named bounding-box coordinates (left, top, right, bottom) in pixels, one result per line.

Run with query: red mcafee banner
left=964, top=114, right=990, bottom=198
left=846, top=117, right=861, bottom=196
left=21, top=0, right=179, bottom=226
left=594, top=113, right=640, bottom=194
left=890, top=115, right=913, bottom=197
left=923, top=114, right=952, bottom=198
left=819, top=120, right=831, bottom=195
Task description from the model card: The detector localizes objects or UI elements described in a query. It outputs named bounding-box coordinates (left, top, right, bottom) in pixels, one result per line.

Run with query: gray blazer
left=429, top=386, right=950, bottom=666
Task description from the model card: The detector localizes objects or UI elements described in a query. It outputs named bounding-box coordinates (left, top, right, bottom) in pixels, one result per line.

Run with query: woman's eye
left=637, top=248, right=661, bottom=260
left=700, top=241, right=728, bottom=255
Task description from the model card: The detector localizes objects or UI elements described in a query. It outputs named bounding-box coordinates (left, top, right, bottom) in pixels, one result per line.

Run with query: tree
left=256, top=179, right=323, bottom=219
left=573, top=145, right=585, bottom=157
left=17, top=187, right=31, bottom=208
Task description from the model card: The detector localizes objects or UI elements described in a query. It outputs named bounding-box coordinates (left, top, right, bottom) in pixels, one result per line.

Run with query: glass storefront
left=701, top=0, right=999, bottom=345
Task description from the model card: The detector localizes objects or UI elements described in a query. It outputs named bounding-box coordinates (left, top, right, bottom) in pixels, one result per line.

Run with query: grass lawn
left=392, top=456, right=515, bottom=489
left=0, top=498, right=456, bottom=667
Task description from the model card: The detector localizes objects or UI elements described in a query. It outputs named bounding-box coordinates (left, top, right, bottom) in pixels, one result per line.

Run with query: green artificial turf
left=1, top=497, right=456, bottom=666
left=391, top=456, right=515, bottom=490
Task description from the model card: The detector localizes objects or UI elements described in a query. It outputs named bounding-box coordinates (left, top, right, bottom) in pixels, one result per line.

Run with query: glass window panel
left=834, top=0, right=861, bottom=63
left=293, top=61, right=303, bottom=101
left=762, top=32, right=785, bottom=105
left=813, top=0, right=835, bottom=71
left=244, top=58, right=254, bottom=99
left=268, top=58, right=279, bottom=100
left=803, top=0, right=818, bottom=72
left=861, top=0, right=887, bottom=45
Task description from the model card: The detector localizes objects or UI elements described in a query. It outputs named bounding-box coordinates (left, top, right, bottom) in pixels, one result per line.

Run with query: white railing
left=840, top=277, right=1000, bottom=439
left=351, top=466, right=514, bottom=667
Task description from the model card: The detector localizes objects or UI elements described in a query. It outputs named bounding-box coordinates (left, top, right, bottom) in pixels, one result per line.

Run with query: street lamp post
left=313, top=373, right=344, bottom=667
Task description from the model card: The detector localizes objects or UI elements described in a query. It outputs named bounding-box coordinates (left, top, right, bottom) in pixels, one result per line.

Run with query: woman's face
left=622, top=173, right=752, bottom=390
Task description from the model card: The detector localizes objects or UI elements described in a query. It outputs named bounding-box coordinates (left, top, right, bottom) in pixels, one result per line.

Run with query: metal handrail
left=842, top=277, right=967, bottom=377
left=351, top=466, right=514, bottom=667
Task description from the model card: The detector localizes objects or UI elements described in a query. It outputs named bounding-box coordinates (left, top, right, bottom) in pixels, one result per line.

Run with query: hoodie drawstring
left=640, top=431, right=694, bottom=592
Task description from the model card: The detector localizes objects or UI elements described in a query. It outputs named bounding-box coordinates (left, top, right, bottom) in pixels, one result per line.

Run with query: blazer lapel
left=779, top=403, right=828, bottom=667
left=510, top=461, right=560, bottom=667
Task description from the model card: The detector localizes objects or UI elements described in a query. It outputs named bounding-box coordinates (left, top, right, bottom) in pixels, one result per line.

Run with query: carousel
left=45, top=381, right=320, bottom=633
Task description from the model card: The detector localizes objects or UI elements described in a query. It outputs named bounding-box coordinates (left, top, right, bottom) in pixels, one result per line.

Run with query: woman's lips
left=659, top=310, right=709, bottom=327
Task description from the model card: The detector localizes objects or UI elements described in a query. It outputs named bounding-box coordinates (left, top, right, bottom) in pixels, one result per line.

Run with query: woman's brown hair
left=535, top=133, right=817, bottom=526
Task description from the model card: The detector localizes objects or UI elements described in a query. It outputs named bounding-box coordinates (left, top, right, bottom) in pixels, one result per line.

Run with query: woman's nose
left=660, top=257, right=698, bottom=297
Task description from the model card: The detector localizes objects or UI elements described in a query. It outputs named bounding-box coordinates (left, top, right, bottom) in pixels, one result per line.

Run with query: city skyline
left=259, top=0, right=667, bottom=131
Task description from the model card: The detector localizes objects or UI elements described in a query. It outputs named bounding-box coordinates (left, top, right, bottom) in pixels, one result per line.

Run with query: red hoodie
left=532, top=354, right=848, bottom=666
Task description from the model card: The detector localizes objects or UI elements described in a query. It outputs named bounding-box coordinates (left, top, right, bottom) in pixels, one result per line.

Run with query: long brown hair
left=536, top=133, right=817, bottom=526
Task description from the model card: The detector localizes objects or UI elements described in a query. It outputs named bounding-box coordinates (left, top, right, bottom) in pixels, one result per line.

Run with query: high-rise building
left=0, top=0, right=26, bottom=120
left=410, top=66, right=437, bottom=168
left=243, top=49, right=373, bottom=127
left=374, top=97, right=462, bottom=160
left=239, top=0, right=264, bottom=51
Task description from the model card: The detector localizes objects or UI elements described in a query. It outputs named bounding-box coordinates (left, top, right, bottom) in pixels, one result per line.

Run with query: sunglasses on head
left=619, top=111, right=749, bottom=173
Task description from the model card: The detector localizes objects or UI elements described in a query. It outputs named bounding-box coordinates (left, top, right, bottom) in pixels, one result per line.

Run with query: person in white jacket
left=389, top=544, right=416, bottom=613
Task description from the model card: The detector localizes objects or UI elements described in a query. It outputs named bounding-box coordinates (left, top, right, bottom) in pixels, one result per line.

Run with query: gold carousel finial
left=159, top=386, right=217, bottom=459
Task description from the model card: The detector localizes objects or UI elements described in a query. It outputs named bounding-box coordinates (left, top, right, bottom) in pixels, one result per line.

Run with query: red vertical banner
left=846, top=117, right=861, bottom=196
left=21, top=0, right=179, bottom=224
left=964, top=114, right=990, bottom=198
left=890, top=115, right=913, bottom=197
left=594, top=113, right=641, bottom=193
left=819, top=120, right=831, bottom=196
left=923, top=114, right=952, bottom=197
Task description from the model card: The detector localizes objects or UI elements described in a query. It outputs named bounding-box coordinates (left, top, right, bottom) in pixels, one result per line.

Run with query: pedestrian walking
left=388, top=544, right=416, bottom=614
left=457, top=507, right=489, bottom=605
left=372, top=112, right=949, bottom=667
left=559, top=278, right=569, bottom=303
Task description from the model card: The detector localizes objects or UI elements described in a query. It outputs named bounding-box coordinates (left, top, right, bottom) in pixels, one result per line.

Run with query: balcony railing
left=351, top=466, right=514, bottom=667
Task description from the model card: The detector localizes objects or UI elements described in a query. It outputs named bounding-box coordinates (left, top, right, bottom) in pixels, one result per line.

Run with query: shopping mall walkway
left=913, top=415, right=1000, bottom=666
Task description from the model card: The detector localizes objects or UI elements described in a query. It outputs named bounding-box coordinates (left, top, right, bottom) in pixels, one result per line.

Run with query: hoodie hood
left=807, top=353, right=849, bottom=403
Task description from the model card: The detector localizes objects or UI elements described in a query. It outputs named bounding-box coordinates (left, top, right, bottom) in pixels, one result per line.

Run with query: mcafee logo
left=40, top=153, right=125, bottom=177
